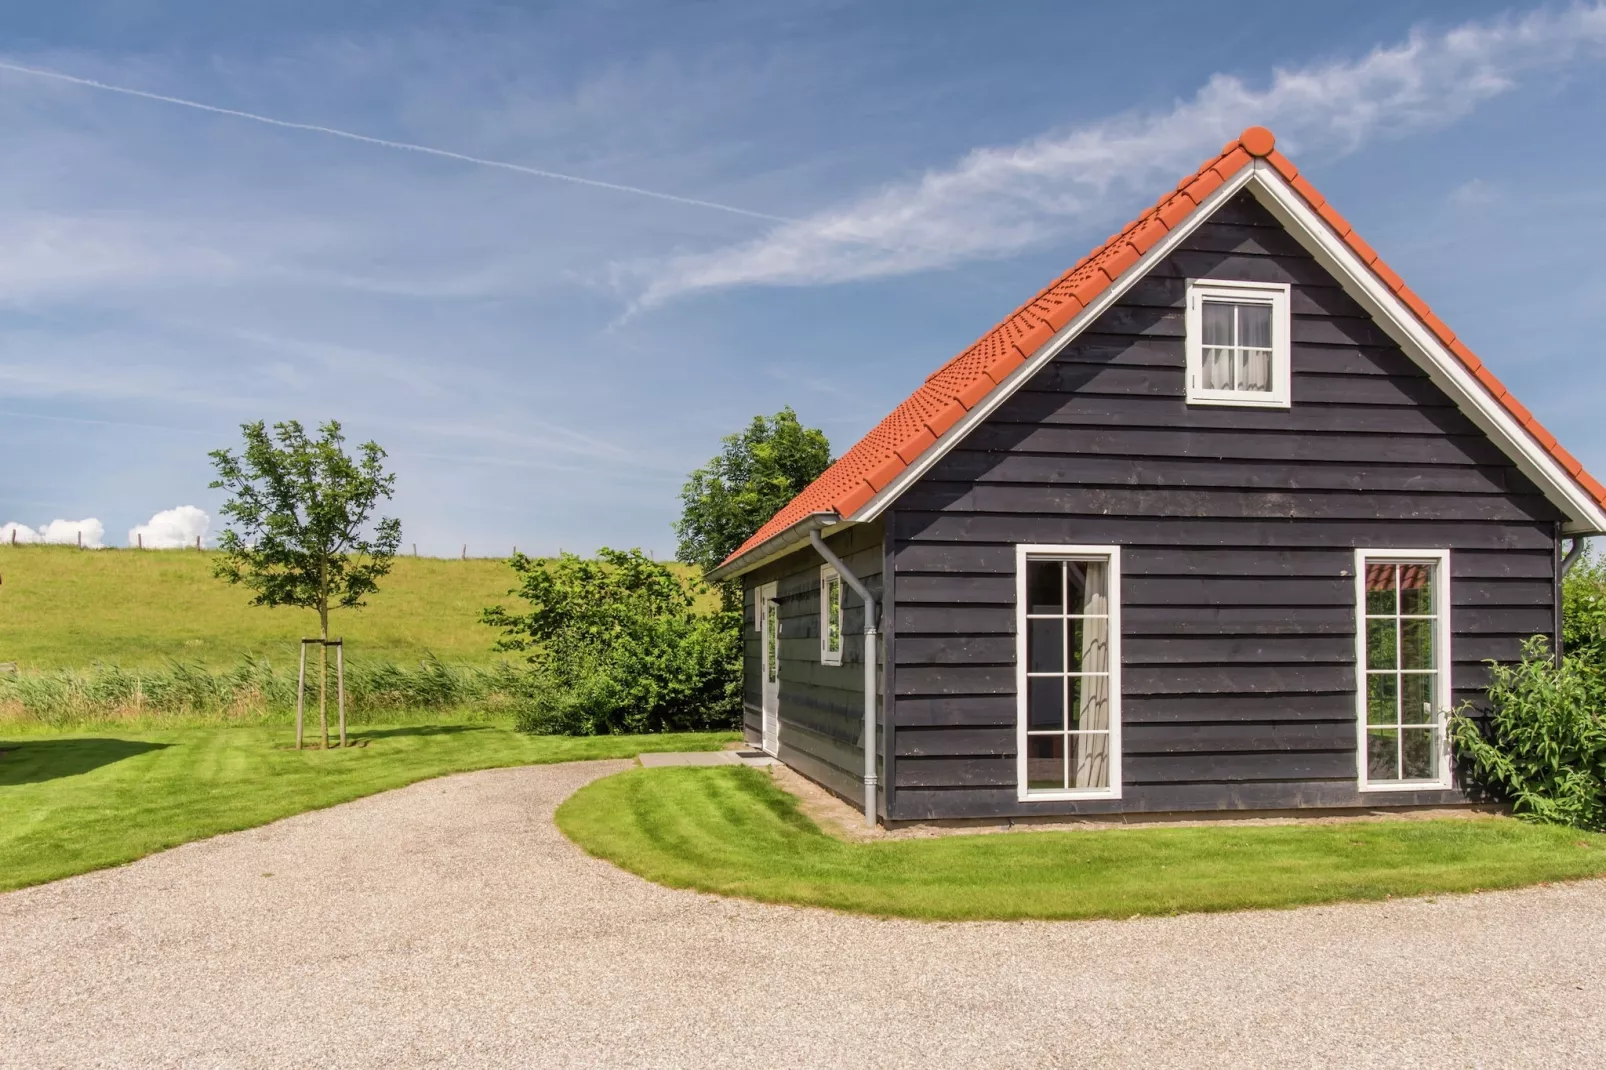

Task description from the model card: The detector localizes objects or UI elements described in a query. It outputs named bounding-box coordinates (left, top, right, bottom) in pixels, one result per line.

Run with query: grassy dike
left=0, top=544, right=525, bottom=669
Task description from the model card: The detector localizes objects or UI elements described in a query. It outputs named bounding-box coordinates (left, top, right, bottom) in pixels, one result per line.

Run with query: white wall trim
left=1014, top=544, right=1124, bottom=802
left=757, top=580, right=781, bottom=756
left=1352, top=548, right=1454, bottom=792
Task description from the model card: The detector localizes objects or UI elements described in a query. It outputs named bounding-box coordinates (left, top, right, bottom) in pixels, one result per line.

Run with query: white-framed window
left=1016, top=545, right=1122, bottom=801
left=1185, top=279, right=1291, bottom=408
left=1355, top=549, right=1453, bottom=791
left=819, top=565, right=843, bottom=666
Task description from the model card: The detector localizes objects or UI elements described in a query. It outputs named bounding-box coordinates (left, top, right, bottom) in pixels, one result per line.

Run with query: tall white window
left=1356, top=550, right=1453, bottom=790
left=819, top=565, right=843, bottom=666
left=1016, top=545, right=1122, bottom=800
left=1185, top=279, right=1291, bottom=408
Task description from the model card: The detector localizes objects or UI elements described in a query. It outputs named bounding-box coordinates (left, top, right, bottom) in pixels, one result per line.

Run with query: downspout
left=810, top=529, right=878, bottom=828
left=1561, top=536, right=1588, bottom=577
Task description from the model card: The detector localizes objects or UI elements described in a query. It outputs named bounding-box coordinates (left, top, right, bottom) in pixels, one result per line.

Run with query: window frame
left=1353, top=548, right=1454, bottom=792
left=1184, top=279, right=1292, bottom=409
left=819, top=564, right=844, bottom=666
left=1014, top=544, right=1123, bottom=802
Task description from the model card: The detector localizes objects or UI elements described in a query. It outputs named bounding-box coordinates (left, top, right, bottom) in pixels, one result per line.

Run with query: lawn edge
left=555, top=766, right=1606, bottom=924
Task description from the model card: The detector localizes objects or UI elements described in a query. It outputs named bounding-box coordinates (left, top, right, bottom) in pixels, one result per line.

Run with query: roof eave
left=706, top=512, right=845, bottom=583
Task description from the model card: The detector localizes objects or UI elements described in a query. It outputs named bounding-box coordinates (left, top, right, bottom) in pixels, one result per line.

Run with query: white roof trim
left=852, top=163, right=1259, bottom=524
left=706, top=513, right=847, bottom=582
left=848, top=159, right=1606, bottom=536
left=1244, top=161, right=1606, bottom=535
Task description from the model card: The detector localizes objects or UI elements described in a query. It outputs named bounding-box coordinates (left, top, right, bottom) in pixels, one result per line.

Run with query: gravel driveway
left=2, top=760, right=1602, bottom=1069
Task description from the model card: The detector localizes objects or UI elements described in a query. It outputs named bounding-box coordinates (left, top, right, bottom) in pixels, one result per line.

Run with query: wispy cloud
left=631, top=2, right=1606, bottom=306
left=0, top=58, right=791, bottom=224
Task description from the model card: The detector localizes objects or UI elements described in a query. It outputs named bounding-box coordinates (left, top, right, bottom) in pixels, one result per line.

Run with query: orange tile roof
left=721, top=125, right=1606, bottom=570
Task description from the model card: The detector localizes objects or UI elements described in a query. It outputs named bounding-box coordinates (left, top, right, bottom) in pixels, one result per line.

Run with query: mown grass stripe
left=557, top=766, right=1606, bottom=921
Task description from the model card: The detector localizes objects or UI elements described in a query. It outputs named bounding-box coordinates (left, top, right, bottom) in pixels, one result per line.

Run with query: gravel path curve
left=2, top=760, right=1603, bottom=1069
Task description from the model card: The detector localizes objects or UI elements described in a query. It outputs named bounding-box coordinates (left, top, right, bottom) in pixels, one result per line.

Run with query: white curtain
left=1073, top=567, right=1111, bottom=789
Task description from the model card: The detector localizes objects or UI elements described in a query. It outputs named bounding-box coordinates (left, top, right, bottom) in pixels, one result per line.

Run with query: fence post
left=137, top=533, right=143, bottom=550
left=336, top=639, right=346, bottom=748
left=77, top=530, right=82, bottom=548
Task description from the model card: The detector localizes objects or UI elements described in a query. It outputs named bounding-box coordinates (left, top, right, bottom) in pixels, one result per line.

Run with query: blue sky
left=3, top=0, right=1606, bottom=555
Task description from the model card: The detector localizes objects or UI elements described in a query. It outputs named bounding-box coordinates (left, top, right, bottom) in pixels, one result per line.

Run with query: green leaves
left=481, top=549, right=740, bottom=735
left=209, top=419, right=402, bottom=634
left=674, top=407, right=831, bottom=576
left=1450, top=637, right=1606, bottom=831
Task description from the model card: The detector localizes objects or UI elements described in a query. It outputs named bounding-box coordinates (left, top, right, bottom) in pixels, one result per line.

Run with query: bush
left=482, top=548, right=740, bottom=735
left=1450, top=637, right=1606, bottom=831
left=1563, top=551, right=1606, bottom=672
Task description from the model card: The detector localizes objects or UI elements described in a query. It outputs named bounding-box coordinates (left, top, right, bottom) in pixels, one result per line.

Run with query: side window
left=1016, top=545, right=1122, bottom=800
left=1356, top=550, right=1452, bottom=790
left=1185, top=279, right=1291, bottom=408
left=820, top=566, right=843, bottom=666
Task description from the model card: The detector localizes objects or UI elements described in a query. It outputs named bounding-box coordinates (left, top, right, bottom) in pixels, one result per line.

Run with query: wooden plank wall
left=886, top=190, right=1562, bottom=821
left=743, top=521, right=885, bottom=809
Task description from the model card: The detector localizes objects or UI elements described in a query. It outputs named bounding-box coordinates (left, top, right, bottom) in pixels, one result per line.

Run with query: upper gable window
left=1185, top=280, right=1291, bottom=408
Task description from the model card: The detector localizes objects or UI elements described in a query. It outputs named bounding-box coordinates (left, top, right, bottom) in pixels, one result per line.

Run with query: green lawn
left=557, top=765, right=1606, bottom=921
left=0, top=721, right=736, bottom=892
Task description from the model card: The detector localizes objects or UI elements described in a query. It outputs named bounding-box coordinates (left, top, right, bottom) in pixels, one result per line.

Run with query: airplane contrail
left=0, top=59, right=795, bottom=224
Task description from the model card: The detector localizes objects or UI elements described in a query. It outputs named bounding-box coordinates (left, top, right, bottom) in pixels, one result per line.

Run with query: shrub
left=483, top=548, right=740, bottom=735
left=1449, top=637, right=1606, bottom=831
left=1562, top=551, right=1606, bottom=672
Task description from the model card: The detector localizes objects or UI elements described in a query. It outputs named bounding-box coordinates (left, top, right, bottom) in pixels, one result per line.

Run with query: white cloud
left=129, top=505, right=210, bottom=549
left=3, top=518, right=105, bottom=547
left=632, top=3, right=1606, bottom=305
left=1, top=522, right=40, bottom=544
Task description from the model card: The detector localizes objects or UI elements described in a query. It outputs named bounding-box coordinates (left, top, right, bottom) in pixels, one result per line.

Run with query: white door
left=758, top=582, right=780, bottom=755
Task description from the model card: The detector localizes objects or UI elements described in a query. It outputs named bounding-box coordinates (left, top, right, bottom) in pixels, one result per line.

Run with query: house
left=706, top=126, right=1606, bottom=826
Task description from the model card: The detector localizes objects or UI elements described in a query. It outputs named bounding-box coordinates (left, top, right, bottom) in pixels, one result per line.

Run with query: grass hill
left=0, top=546, right=523, bottom=669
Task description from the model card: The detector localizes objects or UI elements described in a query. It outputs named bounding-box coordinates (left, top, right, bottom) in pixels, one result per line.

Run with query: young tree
left=210, top=420, right=401, bottom=748
left=674, top=407, right=831, bottom=593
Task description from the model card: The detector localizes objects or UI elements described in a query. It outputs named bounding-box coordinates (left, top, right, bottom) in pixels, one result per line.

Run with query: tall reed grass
left=0, top=656, right=535, bottom=728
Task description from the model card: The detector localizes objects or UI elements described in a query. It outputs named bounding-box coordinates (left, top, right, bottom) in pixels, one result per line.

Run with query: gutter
left=706, top=512, right=842, bottom=584
left=809, top=529, right=879, bottom=828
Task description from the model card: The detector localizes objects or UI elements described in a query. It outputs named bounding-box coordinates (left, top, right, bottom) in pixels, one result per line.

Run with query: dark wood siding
left=743, top=521, right=885, bottom=812
left=887, top=190, right=1561, bottom=821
